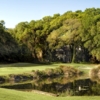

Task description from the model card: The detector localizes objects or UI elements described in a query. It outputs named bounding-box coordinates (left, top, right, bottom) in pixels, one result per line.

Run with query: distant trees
left=0, top=8, right=100, bottom=63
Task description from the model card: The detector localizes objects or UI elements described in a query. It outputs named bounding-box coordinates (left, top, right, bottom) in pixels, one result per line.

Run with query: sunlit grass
left=0, top=63, right=97, bottom=76
left=0, top=63, right=58, bottom=75
left=0, top=88, right=100, bottom=100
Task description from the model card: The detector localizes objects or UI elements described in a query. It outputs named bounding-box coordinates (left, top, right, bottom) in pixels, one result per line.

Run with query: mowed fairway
left=0, top=63, right=97, bottom=76
left=0, top=63, right=59, bottom=75
left=0, top=88, right=100, bottom=100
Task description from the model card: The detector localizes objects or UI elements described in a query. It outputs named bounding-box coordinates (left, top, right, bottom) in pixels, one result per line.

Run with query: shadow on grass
left=0, top=62, right=58, bottom=68
left=0, top=62, right=95, bottom=68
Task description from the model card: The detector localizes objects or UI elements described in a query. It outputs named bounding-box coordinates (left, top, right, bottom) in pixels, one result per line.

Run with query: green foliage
left=92, top=84, right=100, bottom=95
left=59, top=65, right=82, bottom=77
left=1, top=8, right=100, bottom=63
left=0, top=75, right=10, bottom=82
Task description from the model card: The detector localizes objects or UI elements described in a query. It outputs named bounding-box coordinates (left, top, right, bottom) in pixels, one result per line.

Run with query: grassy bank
left=0, top=63, right=97, bottom=76
left=0, top=88, right=100, bottom=100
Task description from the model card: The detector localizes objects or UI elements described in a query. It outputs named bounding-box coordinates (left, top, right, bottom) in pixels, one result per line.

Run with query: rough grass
left=0, top=88, right=100, bottom=100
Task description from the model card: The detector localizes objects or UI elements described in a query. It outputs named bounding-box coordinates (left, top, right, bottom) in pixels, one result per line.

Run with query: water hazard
left=0, top=75, right=100, bottom=96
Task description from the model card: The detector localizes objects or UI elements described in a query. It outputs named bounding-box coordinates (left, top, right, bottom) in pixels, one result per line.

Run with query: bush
left=59, top=65, right=82, bottom=78
left=0, top=76, right=10, bottom=83
left=89, top=66, right=100, bottom=83
left=44, top=68, right=54, bottom=76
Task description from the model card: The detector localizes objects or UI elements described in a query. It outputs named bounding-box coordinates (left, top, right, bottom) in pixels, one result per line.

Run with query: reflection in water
left=0, top=75, right=100, bottom=96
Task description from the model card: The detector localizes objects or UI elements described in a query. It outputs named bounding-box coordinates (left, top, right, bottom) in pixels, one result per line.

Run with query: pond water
left=0, top=75, right=100, bottom=96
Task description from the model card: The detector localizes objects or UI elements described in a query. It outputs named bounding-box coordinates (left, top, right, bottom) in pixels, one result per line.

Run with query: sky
left=0, top=0, right=100, bottom=28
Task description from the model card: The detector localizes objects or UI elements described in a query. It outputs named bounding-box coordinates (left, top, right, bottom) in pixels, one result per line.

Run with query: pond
left=0, top=75, right=100, bottom=96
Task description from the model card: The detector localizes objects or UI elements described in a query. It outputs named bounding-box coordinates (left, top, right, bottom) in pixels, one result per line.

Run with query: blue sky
left=0, top=0, right=99, bottom=28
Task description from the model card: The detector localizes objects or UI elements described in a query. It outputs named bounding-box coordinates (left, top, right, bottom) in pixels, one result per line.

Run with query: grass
left=0, top=62, right=97, bottom=76
left=0, top=63, right=58, bottom=75
left=0, top=88, right=100, bottom=100
left=0, top=63, right=99, bottom=100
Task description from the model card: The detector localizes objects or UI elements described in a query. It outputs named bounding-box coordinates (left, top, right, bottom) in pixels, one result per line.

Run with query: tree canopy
left=0, top=8, right=100, bottom=63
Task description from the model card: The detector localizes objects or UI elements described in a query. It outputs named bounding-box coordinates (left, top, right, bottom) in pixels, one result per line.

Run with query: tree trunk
left=71, top=45, right=76, bottom=63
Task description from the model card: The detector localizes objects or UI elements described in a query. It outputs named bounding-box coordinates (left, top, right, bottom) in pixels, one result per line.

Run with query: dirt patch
left=22, top=89, right=57, bottom=96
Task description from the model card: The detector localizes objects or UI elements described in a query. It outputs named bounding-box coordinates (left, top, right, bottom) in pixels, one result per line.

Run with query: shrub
left=0, top=76, right=10, bottom=83
left=53, top=67, right=63, bottom=76
left=44, top=68, right=54, bottom=77
left=59, top=65, right=81, bottom=78
left=89, top=66, right=100, bottom=83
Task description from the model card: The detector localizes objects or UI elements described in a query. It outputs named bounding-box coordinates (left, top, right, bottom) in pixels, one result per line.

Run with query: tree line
left=0, top=8, right=100, bottom=63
